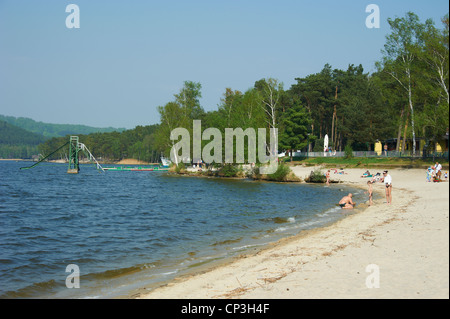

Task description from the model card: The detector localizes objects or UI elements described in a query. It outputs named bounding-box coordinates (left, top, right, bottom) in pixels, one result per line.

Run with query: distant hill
left=0, top=114, right=126, bottom=138
left=0, top=120, right=47, bottom=158
left=0, top=120, right=46, bottom=145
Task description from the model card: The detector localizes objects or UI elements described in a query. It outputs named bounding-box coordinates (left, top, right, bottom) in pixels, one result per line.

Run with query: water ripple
left=0, top=161, right=363, bottom=298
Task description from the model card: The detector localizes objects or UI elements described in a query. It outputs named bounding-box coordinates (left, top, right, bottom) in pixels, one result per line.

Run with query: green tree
left=417, top=14, right=449, bottom=148
left=155, top=101, right=190, bottom=163
left=218, top=88, right=244, bottom=127
left=290, top=64, right=336, bottom=150
left=421, top=14, right=449, bottom=106
left=377, top=12, right=429, bottom=155
left=174, top=81, right=204, bottom=120
left=254, top=78, right=284, bottom=160
left=254, top=78, right=283, bottom=131
left=279, top=103, right=311, bottom=161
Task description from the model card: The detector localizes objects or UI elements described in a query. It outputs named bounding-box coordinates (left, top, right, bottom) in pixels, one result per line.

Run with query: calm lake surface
left=0, top=161, right=363, bottom=298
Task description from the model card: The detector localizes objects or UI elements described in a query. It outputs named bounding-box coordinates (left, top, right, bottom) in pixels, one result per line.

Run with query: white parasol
left=324, top=134, right=329, bottom=156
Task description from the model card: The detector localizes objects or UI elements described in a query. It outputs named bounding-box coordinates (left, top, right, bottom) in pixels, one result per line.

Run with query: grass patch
left=290, top=156, right=448, bottom=169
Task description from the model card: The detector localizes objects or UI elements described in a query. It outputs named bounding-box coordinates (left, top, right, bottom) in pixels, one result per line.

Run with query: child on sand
left=365, top=181, right=373, bottom=206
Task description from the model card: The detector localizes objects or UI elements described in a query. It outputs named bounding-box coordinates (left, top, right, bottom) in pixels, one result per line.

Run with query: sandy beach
left=138, top=166, right=449, bottom=299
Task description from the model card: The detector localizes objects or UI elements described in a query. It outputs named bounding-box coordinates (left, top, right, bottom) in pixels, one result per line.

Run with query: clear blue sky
left=0, top=0, right=448, bottom=129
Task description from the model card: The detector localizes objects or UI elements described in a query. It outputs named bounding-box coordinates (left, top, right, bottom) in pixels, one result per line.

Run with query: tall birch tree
left=378, top=12, right=425, bottom=155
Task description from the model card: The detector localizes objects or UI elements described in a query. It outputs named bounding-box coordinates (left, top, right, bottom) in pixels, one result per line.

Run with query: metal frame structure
left=20, top=136, right=104, bottom=174
left=67, top=136, right=80, bottom=173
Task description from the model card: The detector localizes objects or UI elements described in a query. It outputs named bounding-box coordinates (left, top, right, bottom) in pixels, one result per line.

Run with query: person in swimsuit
left=365, top=181, right=373, bottom=206
left=339, top=193, right=355, bottom=209
left=381, top=170, right=392, bottom=204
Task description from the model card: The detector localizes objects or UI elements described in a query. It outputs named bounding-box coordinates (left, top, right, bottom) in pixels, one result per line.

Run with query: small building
left=382, top=134, right=448, bottom=157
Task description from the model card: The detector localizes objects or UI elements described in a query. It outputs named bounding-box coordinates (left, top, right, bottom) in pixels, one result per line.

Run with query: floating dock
left=102, top=166, right=169, bottom=172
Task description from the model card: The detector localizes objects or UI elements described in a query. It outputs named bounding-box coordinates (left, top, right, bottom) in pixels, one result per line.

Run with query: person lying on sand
left=371, top=172, right=381, bottom=183
left=361, top=170, right=372, bottom=178
left=339, top=193, right=356, bottom=209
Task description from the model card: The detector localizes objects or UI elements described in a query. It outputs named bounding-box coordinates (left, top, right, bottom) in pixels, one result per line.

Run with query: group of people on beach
left=325, top=168, right=347, bottom=185
left=427, top=162, right=447, bottom=182
left=338, top=170, right=392, bottom=209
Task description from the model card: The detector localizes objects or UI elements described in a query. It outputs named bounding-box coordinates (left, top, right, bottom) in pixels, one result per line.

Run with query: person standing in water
left=365, top=181, right=373, bottom=206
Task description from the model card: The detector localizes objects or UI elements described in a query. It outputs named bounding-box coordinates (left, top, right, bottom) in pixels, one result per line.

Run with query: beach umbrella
left=324, top=134, right=329, bottom=153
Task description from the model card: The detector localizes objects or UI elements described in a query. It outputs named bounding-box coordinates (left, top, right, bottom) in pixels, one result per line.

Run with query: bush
left=249, top=164, right=261, bottom=179
left=305, top=169, right=326, bottom=183
left=344, top=144, right=353, bottom=159
left=219, top=164, right=239, bottom=177
left=266, top=163, right=291, bottom=182
left=175, top=162, right=186, bottom=173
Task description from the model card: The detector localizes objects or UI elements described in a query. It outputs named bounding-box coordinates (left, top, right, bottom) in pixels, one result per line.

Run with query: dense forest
left=0, top=120, right=46, bottom=158
left=38, top=124, right=160, bottom=162
left=36, top=12, right=449, bottom=164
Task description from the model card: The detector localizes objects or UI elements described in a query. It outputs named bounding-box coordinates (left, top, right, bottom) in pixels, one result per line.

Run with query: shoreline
left=3, top=158, right=160, bottom=165
left=136, top=166, right=449, bottom=299
left=123, top=171, right=365, bottom=299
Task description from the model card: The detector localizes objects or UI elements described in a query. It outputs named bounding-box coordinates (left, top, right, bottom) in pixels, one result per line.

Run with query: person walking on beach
left=365, top=181, right=373, bottom=206
left=339, top=193, right=355, bottom=209
left=381, top=170, right=392, bottom=204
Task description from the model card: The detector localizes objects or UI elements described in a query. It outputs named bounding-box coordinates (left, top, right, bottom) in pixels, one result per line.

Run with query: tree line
left=38, top=125, right=160, bottom=162
left=37, top=11, right=448, bottom=163
left=157, top=11, right=448, bottom=163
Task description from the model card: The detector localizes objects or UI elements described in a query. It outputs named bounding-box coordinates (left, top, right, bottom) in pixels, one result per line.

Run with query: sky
left=0, top=0, right=448, bottom=129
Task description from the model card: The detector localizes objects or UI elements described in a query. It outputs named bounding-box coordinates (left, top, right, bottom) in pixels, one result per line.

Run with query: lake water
left=0, top=161, right=364, bottom=298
